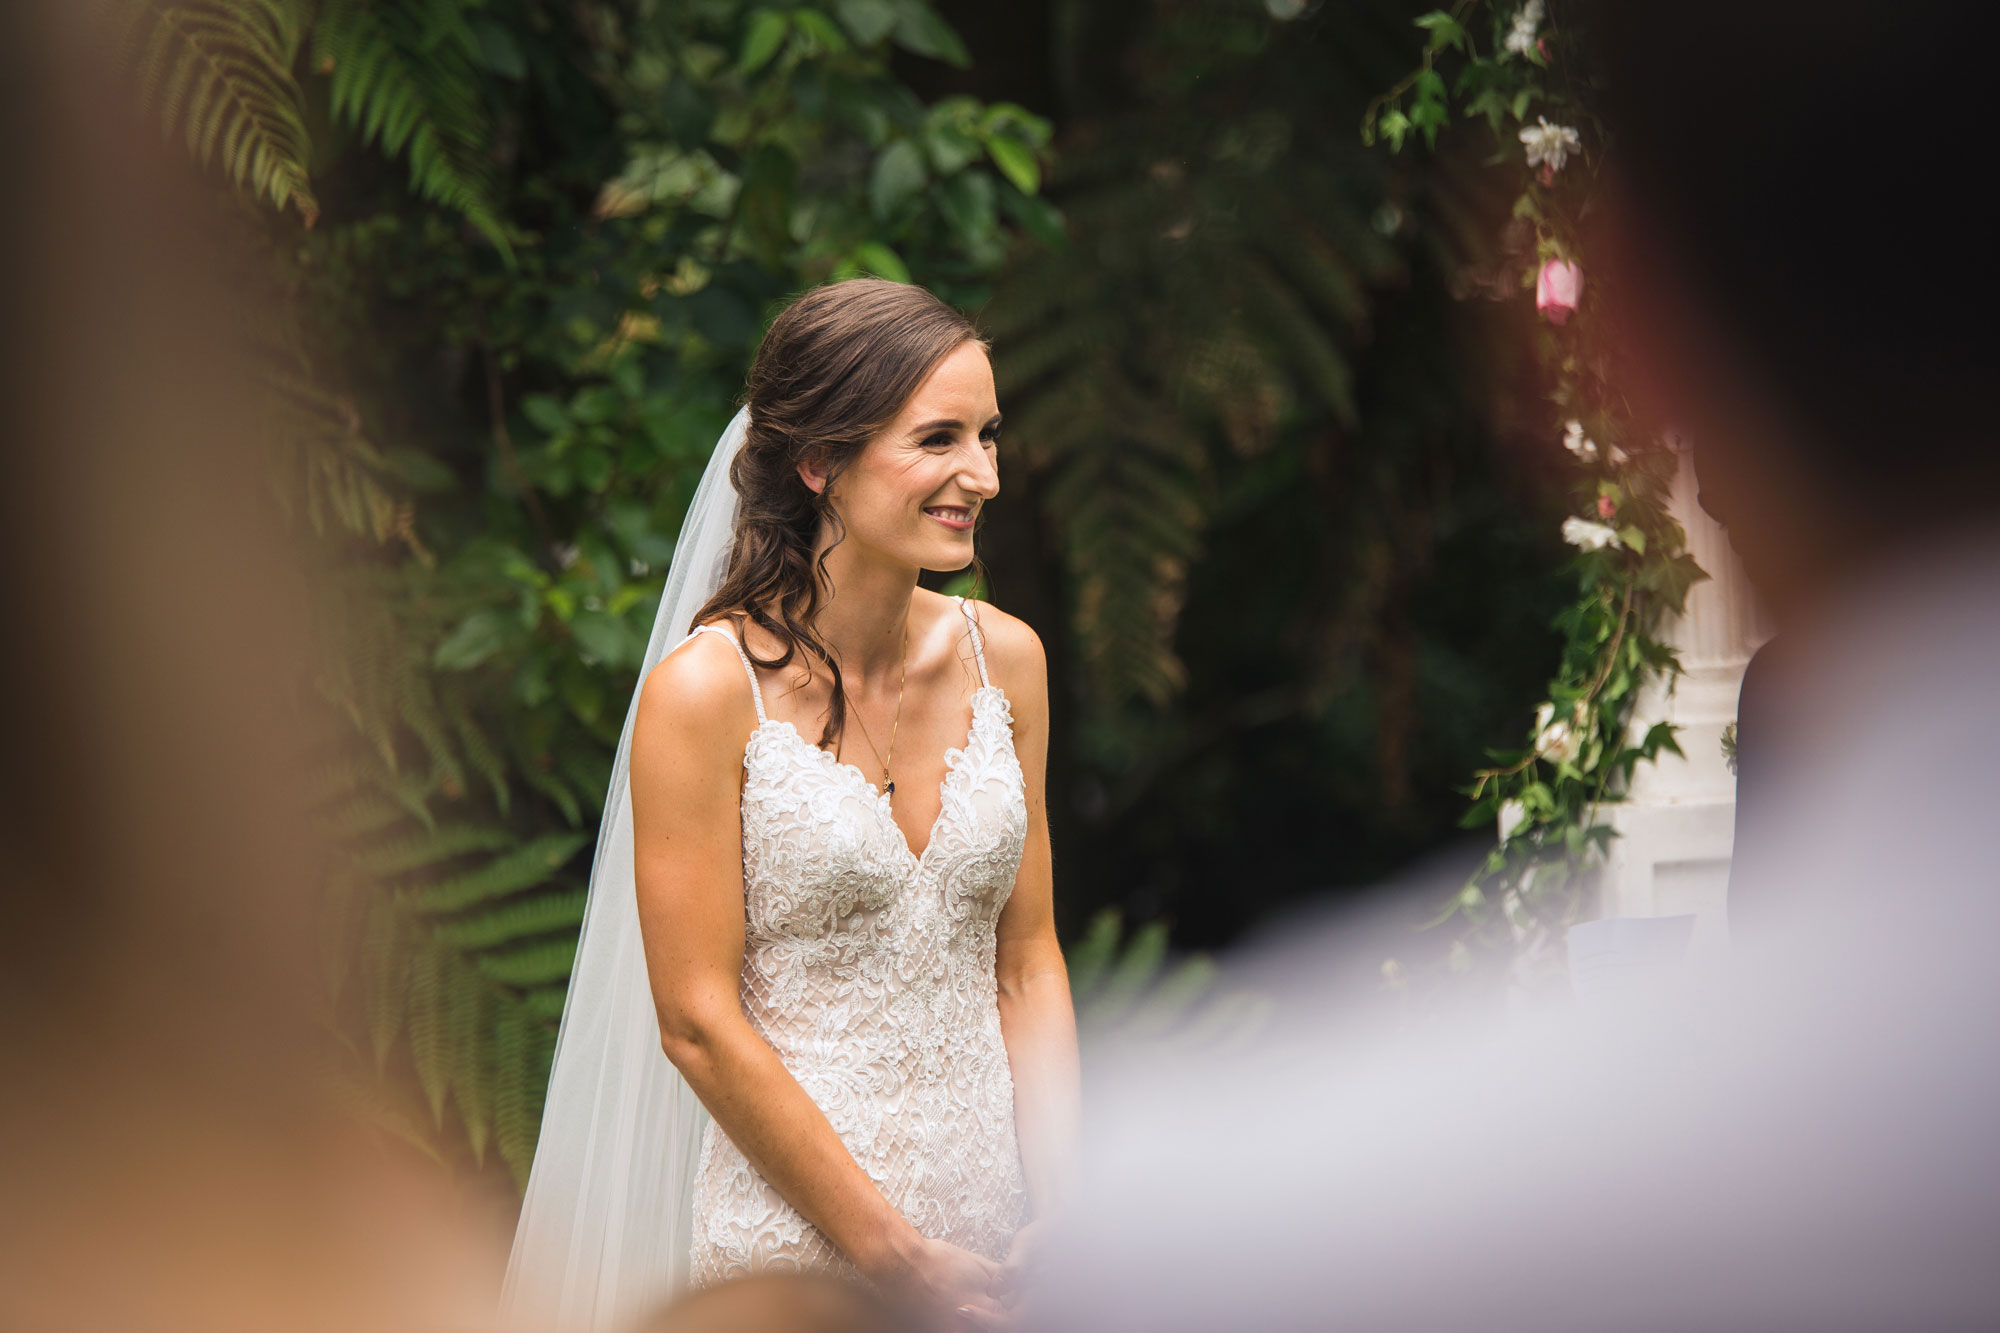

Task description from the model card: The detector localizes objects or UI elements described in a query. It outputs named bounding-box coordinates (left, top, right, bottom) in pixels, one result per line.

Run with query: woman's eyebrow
left=907, top=413, right=1002, bottom=436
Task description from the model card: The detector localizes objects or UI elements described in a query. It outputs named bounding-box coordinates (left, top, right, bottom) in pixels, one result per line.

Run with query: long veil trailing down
left=500, top=406, right=751, bottom=1333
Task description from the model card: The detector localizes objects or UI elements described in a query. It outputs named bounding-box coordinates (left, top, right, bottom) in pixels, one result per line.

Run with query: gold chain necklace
left=840, top=619, right=908, bottom=799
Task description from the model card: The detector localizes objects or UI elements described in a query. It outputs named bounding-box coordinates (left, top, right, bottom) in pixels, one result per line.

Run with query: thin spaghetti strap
left=954, top=595, right=991, bottom=688
left=688, top=623, right=766, bottom=722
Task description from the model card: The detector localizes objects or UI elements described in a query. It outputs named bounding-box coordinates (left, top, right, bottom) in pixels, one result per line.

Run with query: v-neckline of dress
left=755, top=684, right=1007, bottom=869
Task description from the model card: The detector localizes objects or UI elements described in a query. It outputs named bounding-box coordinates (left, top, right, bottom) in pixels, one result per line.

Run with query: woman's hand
left=869, top=1233, right=1004, bottom=1324
left=985, top=1218, right=1043, bottom=1309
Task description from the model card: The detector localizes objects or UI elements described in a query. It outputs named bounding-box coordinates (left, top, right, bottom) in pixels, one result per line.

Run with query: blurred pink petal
left=1537, top=258, right=1583, bottom=323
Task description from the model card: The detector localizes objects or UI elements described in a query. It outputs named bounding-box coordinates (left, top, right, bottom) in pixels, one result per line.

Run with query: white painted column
left=1594, top=440, right=1769, bottom=963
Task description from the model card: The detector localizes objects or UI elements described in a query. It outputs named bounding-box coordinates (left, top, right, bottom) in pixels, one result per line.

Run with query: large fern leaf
left=988, top=111, right=1399, bottom=707
left=336, top=809, right=586, bottom=1172
left=128, top=0, right=320, bottom=225
left=412, top=833, right=590, bottom=913
left=311, top=0, right=510, bottom=257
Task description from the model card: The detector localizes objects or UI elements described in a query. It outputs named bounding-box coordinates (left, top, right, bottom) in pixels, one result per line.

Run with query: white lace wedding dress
left=678, top=596, right=1031, bottom=1283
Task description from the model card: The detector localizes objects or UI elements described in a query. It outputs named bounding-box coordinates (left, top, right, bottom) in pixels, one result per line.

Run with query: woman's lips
left=923, top=506, right=974, bottom=532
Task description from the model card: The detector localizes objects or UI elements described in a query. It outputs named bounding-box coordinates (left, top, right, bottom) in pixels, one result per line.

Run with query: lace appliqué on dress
left=686, top=664, right=1031, bottom=1286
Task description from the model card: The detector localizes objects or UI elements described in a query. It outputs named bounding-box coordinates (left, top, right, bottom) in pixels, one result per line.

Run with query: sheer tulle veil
left=500, top=406, right=750, bottom=1332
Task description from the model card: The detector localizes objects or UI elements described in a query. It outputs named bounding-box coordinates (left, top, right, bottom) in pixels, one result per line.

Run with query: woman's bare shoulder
left=944, top=596, right=1046, bottom=704
left=637, top=627, right=757, bottom=742
left=963, top=599, right=1044, bottom=669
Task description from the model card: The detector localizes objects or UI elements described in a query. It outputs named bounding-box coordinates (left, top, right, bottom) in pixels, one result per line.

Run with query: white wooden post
left=1594, top=440, right=1769, bottom=963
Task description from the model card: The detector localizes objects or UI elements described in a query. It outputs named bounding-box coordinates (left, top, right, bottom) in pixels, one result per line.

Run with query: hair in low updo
left=691, top=278, right=986, bottom=748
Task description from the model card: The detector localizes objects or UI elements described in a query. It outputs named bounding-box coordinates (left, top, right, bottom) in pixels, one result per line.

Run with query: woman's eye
left=980, top=427, right=1002, bottom=446
left=923, top=434, right=955, bottom=449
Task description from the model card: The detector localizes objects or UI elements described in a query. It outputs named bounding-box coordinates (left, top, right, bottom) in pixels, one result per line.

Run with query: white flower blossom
left=1503, top=0, right=1544, bottom=59
left=1562, top=419, right=1599, bottom=462
left=1608, top=443, right=1631, bottom=467
left=1533, top=700, right=1583, bottom=763
left=1520, top=117, right=1582, bottom=173
left=1561, top=516, right=1623, bottom=551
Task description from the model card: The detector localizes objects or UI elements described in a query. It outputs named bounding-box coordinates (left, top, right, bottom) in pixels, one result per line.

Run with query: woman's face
left=811, top=340, right=1001, bottom=573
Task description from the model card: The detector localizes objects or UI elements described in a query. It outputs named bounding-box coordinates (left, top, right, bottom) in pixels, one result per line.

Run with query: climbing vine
left=1364, top=1, right=1707, bottom=987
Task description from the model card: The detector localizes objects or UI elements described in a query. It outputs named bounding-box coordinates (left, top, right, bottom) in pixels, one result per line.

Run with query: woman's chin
left=917, top=541, right=977, bottom=575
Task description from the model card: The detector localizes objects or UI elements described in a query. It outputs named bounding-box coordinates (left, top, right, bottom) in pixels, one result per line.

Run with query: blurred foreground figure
left=0, top=7, right=496, bottom=1331
left=642, top=1274, right=926, bottom=1333
left=1031, top=3, right=2000, bottom=1328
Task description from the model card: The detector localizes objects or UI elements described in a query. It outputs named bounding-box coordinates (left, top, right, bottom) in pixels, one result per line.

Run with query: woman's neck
left=810, top=534, right=918, bottom=683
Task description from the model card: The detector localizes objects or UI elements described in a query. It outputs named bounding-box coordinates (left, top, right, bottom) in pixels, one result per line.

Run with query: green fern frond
left=555, top=745, right=612, bottom=819
left=129, top=0, right=320, bottom=225
left=411, top=832, right=588, bottom=913
left=325, top=792, right=408, bottom=839
left=432, top=889, right=587, bottom=951
left=492, top=1001, right=554, bottom=1187
left=1062, top=909, right=1123, bottom=995
left=989, top=112, right=1391, bottom=705
left=491, top=1001, right=530, bottom=1181
left=398, top=671, right=466, bottom=796
left=442, top=682, right=510, bottom=813
left=1065, top=910, right=1246, bottom=1044
left=304, top=754, right=375, bottom=806
left=355, top=822, right=513, bottom=878
left=373, top=761, right=441, bottom=830
left=315, top=1055, right=449, bottom=1165
left=361, top=893, right=416, bottom=1068
left=407, top=937, right=450, bottom=1123
left=311, top=0, right=511, bottom=259
left=520, top=765, right=583, bottom=827
left=318, top=867, right=368, bottom=1006
left=1076, top=917, right=1170, bottom=1027
left=445, top=956, right=494, bottom=1160
left=520, top=984, right=569, bottom=1022
left=472, top=937, right=580, bottom=988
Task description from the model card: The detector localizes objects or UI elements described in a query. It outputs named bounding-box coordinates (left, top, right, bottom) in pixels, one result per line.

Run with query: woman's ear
left=796, top=456, right=828, bottom=496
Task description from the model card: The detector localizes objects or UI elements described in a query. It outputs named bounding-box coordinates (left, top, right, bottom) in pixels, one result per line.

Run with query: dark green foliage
left=962, top=0, right=1570, bottom=947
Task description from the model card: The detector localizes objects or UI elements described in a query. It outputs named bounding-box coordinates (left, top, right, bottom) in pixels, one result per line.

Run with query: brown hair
left=692, top=278, right=985, bottom=747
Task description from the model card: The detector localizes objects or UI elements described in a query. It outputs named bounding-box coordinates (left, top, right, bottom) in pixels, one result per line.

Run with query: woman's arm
left=629, top=635, right=996, bottom=1305
left=983, top=615, right=1082, bottom=1219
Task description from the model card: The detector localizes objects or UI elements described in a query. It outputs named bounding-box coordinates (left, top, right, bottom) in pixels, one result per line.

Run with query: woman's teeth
left=924, top=506, right=973, bottom=530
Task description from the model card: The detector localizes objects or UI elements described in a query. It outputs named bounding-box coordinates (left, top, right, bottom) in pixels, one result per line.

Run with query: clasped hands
left=887, top=1219, right=1044, bottom=1331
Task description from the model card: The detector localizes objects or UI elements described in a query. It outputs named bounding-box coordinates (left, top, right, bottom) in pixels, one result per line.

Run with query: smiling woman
left=507, top=280, right=1079, bottom=1332
left=695, top=280, right=999, bottom=750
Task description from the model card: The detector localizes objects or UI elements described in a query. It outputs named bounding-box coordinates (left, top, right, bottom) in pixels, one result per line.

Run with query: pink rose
left=1536, top=258, right=1583, bottom=323
left=1597, top=494, right=1617, bottom=519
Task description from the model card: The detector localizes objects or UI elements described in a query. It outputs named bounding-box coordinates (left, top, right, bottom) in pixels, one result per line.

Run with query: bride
left=502, top=279, right=1080, bottom=1332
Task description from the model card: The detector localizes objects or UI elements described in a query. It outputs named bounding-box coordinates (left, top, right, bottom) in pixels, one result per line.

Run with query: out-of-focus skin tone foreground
left=0, top=6, right=502, bottom=1330
left=0, top=12, right=995, bottom=1333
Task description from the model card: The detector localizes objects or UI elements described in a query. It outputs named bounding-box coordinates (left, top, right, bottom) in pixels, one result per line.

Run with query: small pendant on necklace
left=884, top=779, right=895, bottom=797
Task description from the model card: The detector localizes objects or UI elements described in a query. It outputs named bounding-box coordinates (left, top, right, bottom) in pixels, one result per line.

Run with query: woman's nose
left=960, top=439, right=1001, bottom=498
